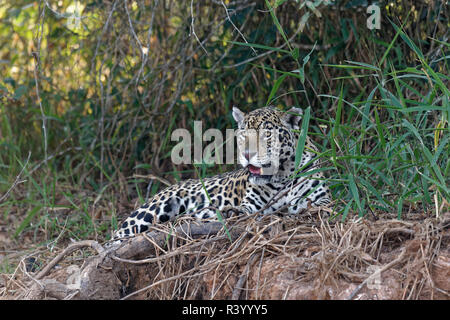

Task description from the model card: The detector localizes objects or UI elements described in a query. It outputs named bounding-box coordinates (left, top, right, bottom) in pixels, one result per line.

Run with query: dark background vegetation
left=0, top=0, right=448, bottom=257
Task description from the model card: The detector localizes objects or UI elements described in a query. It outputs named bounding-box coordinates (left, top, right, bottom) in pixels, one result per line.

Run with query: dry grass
left=2, top=208, right=447, bottom=300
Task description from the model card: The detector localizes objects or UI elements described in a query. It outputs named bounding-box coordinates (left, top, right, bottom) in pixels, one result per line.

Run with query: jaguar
left=113, top=106, right=331, bottom=240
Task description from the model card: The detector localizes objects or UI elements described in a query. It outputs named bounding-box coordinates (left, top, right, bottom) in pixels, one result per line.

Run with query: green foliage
left=0, top=0, right=448, bottom=243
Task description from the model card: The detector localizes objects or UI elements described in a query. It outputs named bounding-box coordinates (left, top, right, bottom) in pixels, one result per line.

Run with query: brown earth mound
left=1, top=209, right=449, bottom=300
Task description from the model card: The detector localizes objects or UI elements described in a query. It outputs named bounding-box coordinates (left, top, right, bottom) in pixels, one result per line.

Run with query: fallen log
left=27, top=221, right=233, bottom=299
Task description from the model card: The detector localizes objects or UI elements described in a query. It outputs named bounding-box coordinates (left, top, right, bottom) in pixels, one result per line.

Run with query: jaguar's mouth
left=248, top=164, right=262, bottom=175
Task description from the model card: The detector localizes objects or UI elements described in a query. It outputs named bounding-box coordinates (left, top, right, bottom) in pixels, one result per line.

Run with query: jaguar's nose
left=244, top=150, right=256, bottom=160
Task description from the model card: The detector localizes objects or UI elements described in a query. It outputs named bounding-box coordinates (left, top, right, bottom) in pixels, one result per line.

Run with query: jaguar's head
left=233, top=106, right=302, bottom=185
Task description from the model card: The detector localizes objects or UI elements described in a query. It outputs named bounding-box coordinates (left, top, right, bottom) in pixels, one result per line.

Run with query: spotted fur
left=113, top=106, right=331, bottom=240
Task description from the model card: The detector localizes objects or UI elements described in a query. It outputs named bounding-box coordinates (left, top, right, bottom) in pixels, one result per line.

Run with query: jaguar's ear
left=232, top=106, right=245, bottom=126
left=282, top=107, right=303, bottom=130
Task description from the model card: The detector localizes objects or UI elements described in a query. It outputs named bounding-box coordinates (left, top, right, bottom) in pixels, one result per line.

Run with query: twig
left=90, top=0, right=118, bottom=74
left=220, top=0, right=256, bottom=55
left=231, top=253, right=258, bottom=300
left=190, top=0, right=208, bottom=55
left=135, top=0, right=158, bottom=88
left=111, top=235, right=225, bottom=265
left=0, top=151, right=31, bottom=203
left=132, top=173, right=171, bottom=187
left=121, top=267, right=211, bottom=300
left=29, top=146, right=82, bottom=175
left=124, top=0, right=144, bottom=53
left=221, top=12, right=307, bottom=69
left=346, top=248, right=407, bottom=300
left=33, top=1, right=47, bottom=165
left=35, top=240, right=105, bottom=280
left=293, top=42, right=332, bottom=50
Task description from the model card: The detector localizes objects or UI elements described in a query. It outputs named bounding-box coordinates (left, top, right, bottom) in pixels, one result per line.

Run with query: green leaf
left=250, top=63, right=303, bottom=80
left=13, top=85, right=27, bottom=99
left=344, top=60, right=381, bottom=71
left=374, top=108, right=386, bottom=150
left=323, top=64, right=380, bottom=71
left=348, top=174, right=362, bottom=216
left=225, top=40, right=290, bottom=54
left=331, top=85, right=344, bottom=166
left=402, top=119, right=423, bottom=144
left=432, top=134, right=448, bottom=166
left=291, top=47, right=299, bottom=60
left=342, top=199, right=354, bottom=221
left=265, top=0, right=292, bottom=51
left=299, top=11, right=311, bottom=32
left=389, top=19, right=424, bottom=60
left=358, top=176, right=392, bottom=210
left=266, top=73, right=288, bottom=106
left=397, top=197, right=404, bottom=219
left=14, top=206, right=42, bottom=237
left=379, top=22, right=405, bottom=67
left=274, top=0, right=289, bottom=8
left=294, top=106, right=311, bottom=174
left=319, top=94, right=374, bottom=126
left=296, top=42, right=316, bottom=84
